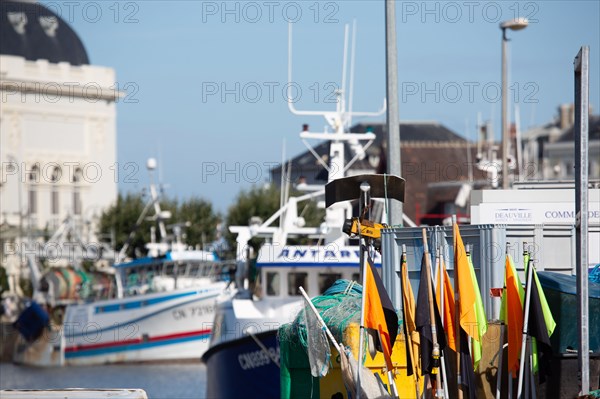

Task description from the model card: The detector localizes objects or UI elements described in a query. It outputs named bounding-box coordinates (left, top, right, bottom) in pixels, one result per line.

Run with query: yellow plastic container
left=308, top=323, right=423, bottom=399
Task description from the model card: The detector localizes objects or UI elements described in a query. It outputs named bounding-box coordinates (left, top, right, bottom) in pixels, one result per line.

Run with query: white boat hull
left=62, top=283, right=227, bottom=365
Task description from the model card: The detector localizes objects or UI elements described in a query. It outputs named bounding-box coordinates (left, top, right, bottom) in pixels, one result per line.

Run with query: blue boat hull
left=202, top=330, right=280, bottom=399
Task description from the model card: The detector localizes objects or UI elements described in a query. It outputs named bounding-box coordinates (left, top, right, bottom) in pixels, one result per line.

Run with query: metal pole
left=495, top=325, right=505, bottom=399
left=356, top=243, right=366, bottom=399
left=517, top=259, right=534, bottom=399
left=438, top=249, right=450, bottom=399
left=453, top=217, right=463, bottom=399
left=356, top=183, right=371, bottom=399
left=422, top=229, right=443, bottom=398
left=501, top=28, right=510, bottom=189
left=385, top=0, right=402, bottom=225
left=574, top=45, right=590, bottom=395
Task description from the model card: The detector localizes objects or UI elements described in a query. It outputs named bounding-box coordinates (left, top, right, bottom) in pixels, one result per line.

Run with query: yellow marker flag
left=401, top=254, right=421, bottom=377
left=453, top=223, right=479, bottom=341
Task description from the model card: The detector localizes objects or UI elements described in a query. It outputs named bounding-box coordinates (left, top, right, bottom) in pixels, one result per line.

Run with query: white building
left=0, top=0, right=120, bottom=243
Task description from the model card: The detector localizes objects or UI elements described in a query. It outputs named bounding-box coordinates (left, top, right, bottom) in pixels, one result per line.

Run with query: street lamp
left=500, top=17, right=528, bottom=189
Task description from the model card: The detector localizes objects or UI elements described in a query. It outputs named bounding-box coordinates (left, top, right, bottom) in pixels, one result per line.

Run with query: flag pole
left=438, top=247, right=450, bottom=399
left=517, top=259, right=534, bottom=399
left=401, top=246, right=421, bottom=399
left=512, top=245, right=528, bottom=399
left=422, top=228, right=443, bottom=398
left=497, top=245, right=509, bottom=399
left=453, top=217, right=464, bottom=399
left=378, top=329, right=399, bottom=398
left=524, top=338, right=530, bottom=397
left=357, top=231, right=367, bottom=399
left=356, top=182, right=372, bottom=399
left=496, top=323, right=506, bottom=399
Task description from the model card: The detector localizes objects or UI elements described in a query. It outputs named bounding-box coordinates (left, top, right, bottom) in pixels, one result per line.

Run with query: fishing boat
left=202, top=245, right=382, bottom=398
left=13, top=159, right=231, bottom=366
left=59, top=251, right=227, bottom=365
left=201, top=24, right=396, bottom=398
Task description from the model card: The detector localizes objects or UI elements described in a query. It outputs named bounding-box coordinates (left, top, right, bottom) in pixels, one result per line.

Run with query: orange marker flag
left=364, top=257, right=398, bottom=371
left=504, top=254, right=524, bottom=374
left=436, top=256, right=457, bottom=352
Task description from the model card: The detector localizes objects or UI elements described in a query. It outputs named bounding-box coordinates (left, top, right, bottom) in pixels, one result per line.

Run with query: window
left=73, top=191, right=81, bottom=215
left=28, top=164, right=39, bottom=215
left=187, top=263, right=199, bottom=276
left=287, top=272, right=308, bottom=296
left=28, top=189, right=37, bottom=215
left=28, top=164, right=40, bottom=183
left=319, top=273, right=341, bottom=294
left=51, top=190, right=59, bottom=215
left=50, top=167, right=60, bottom=215
left=266, top=272, right=280, bottom=296
left=73, top=168, right=82, bottom=215
left=164, top=264, right=175, bottom=276
left=178, top=263, right=188, bottom=276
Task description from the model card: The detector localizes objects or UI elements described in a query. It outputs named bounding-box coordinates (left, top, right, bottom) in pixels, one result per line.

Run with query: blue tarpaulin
left=537, top=271, right=600, bottom=354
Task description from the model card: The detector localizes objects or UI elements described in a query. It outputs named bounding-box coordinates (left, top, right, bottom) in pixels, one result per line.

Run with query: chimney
left=509, top=122, right=517, bottom=139
left=558, top=104, right=574, bottom=129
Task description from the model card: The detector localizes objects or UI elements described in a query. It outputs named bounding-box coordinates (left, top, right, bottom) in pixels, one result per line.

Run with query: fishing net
left=279, top=279, right=394, bottom=398
left=278, top=279, right=363, bottom=356
left=302, top=298, right=330, bottom=377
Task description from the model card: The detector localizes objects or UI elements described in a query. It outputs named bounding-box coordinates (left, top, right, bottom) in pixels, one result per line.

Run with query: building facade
left=1, top=0, right=119, bottom=242
left=521, top=104, right=600, bottom=181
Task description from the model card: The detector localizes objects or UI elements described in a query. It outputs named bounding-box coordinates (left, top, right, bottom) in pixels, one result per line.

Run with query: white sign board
left=477, top=202, right=600, bottom=225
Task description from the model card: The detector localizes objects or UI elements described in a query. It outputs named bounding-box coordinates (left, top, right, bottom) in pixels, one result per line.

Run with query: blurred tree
left=97, top=193, right=218, bottom=259
left=173, top=197, right=220, bottom=250
left=99, top=185, right=323, bottom=261
left=98, top=193, right=150, bottom=259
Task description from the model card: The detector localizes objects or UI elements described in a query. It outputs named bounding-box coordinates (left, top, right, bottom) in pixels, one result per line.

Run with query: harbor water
left=0, top=362, right=207, bottom=399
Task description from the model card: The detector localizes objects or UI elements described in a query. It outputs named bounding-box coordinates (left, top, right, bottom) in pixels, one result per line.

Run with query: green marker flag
left=524, top=253, right=556, bottom=374
left=467, top=253, right=488, bottom=370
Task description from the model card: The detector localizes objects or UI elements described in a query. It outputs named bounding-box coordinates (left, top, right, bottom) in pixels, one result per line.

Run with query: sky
left=42, top=0, right=600, bottom=214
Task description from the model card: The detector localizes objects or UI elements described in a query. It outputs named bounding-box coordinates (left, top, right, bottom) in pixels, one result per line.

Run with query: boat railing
left=121, top=259, right=236, bottom=296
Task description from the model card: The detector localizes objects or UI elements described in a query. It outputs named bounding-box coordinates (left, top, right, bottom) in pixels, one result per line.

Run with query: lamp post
left=385, top=0, right=402, bottom=226
left=500, top=18, right=528, bottom=189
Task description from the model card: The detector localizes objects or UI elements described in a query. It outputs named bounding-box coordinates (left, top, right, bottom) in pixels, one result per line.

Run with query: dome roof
left=1, top=0, right=89, bottom=65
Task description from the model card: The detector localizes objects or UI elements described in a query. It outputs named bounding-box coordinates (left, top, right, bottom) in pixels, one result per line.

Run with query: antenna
left=146, top=158, right=168, bottom=241
left=157, top=142, right=164, bottom=192
left=514, top=104, right=523, bottom=182
left=348, top=19, right=357, bottom=129
left=280, top=139, right=286, bottom=211
left=287, top=22, right=386, bottom=119
left=466, top=117, right=473, bottom=183
left=341, top=23, right=349, bottom=107
left=476, top=111, right=482, bottom=158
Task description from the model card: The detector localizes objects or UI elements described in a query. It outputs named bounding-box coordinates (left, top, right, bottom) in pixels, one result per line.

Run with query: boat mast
left=287, top=23, right=385, bottom=245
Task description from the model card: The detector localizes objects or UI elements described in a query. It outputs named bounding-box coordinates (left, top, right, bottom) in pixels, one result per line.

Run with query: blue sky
left=44, top=1, right=600, bottom=213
